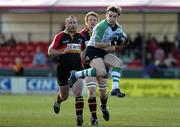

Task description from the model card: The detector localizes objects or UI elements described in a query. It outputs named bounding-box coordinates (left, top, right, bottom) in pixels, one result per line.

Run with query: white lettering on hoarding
left=0, top=78, right=10, bottom=90
left=27, top=78, right=57, bottom=91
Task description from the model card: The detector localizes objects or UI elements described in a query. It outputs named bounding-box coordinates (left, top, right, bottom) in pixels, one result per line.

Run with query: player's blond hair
left=85, top=11, right=99, bottom=25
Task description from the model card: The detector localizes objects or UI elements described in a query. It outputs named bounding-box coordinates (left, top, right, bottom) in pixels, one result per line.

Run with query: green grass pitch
left=0, top=94, right=180, bottom=127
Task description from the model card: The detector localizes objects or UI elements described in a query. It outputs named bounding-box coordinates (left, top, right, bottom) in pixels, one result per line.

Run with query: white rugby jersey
left=88, top=19, right=124, bottom=46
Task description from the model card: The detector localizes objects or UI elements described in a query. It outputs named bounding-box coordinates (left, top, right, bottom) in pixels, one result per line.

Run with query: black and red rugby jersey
left=79, top=28, right=91, bottom=42
left=51, top=32, right=85, bottom=50
left=50, top=32, right=85, bottom=65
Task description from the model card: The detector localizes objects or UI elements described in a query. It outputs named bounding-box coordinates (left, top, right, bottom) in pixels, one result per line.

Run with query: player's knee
left=85, top=77, right=96, bottom=83
left=88, top=87, right=96, bottom=97
left=97, top=69, right=107, bottom=77
left=118, top=59, right=123, bottom=67
left=113, top=59, right=123, bottom=67
left=100, top=90, right=107, bottom=97
left=119, top=60, right=123, bottom=67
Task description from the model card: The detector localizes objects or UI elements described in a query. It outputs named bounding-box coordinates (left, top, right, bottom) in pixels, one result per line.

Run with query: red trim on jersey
left=51, top=32, right=64, bottom=49
left=80, top=28, right=89, bottom=36
left=79, top=32, right=85, bottom=37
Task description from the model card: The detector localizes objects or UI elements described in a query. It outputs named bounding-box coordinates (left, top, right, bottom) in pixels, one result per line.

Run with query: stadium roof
left=0, top=0, right=180, bottom=13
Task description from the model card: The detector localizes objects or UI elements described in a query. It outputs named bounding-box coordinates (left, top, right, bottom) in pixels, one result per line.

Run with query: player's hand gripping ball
left=111, top=32, right=129, bottom=48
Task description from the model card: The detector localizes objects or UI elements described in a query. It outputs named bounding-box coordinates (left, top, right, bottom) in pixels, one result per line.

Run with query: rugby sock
left=75, top=68, right=96, bottom=78
left=56, top=94, right=63, bottom=104
left=98, top=84, right=108, bottom=90
left=75, top=96, right=84, bottom=116
left=100, top=95, right=108, bottom=109
left=86, top=82, right=96, bottom=88
left=111, top=67, right=121, bottom=90
left=88, top=97, right=97, bottom=119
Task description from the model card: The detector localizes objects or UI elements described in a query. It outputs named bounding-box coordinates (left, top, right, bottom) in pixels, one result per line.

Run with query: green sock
left=111, top=67, right=122, bottom=90
left=76, top=68, right=96, bottom=78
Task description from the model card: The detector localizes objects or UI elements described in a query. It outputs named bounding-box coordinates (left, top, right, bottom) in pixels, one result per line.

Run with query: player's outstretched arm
left=48, top=47, right=66, bottom=56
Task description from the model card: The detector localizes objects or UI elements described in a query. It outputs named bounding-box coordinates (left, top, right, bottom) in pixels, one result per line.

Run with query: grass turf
left=0, top=94, right=180, bottom=127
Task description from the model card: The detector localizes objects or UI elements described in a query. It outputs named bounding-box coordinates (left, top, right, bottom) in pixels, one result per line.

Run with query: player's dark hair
left=106, top=5, right=121, bottom=16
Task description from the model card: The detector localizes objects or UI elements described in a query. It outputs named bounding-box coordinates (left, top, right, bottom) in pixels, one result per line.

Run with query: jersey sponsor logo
left=77, top=39, right=83, bottom=43
left=65, top=43, right=81, bottom=53
left=62, top=40, right=70, bottom=44
left=26, top=78, right=58, bottom=92
left=0, top=78, right=11, bottom=92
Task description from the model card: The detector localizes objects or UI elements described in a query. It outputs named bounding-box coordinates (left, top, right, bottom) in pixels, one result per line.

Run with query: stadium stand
left=0, top=41, right=50, bottom=68
left=0, top=0, right=180, bottom=78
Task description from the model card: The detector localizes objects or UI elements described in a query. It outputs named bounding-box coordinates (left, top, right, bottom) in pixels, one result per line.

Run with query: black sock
left=88, top=97, right=97, bottom=119
left=100, top=96, right=108, bottom=109
left=75, top=96, right=84, bottom=116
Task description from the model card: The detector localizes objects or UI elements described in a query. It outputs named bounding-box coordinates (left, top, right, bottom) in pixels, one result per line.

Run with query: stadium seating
left=127, top=59, right=143, bottom=69
left=0, top=41, right=50, bottom=68
left=0, top=41, right=179, bottom=69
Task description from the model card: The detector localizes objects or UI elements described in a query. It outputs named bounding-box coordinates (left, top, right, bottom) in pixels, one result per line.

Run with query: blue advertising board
left=26, top=77, right=58, bottom=93
left=0, top=77, right=11, bottom=92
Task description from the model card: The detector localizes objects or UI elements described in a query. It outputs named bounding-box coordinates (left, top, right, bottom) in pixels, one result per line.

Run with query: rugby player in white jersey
left=69, top=6, right=128, bottom=97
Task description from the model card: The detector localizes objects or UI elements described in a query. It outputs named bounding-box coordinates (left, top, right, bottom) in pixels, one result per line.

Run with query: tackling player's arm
left=48, top=47, right=65, bottom=56
left=48, top=32, right=66, bottom=56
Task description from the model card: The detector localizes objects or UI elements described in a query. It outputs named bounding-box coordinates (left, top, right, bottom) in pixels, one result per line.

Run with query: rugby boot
left=68, top=70, right=77, bottom=88
left=89, top=117, right=98, bottom=126
left=101, top=105, right=110, bottom=121
left=53, top=100, right=61, bottom=114
left=111, top=88, right=125, bottom=97
left=76, top=115, right=83, bottom=126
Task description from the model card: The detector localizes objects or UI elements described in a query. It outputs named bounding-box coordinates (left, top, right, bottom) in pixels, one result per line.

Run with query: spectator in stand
left=7, top=34, right=16, bottom=45
left=133, top=32, right=143, bottom=59
left=164, top=53, right=177, bottom=68
left=144, top=48, right=167, bottom=78
left=0, top=33, right=6, bottom=46
left=160, top=35, right=173, bottom=55
left=146, top=37, right=159, bottom=65
left=32, top=47, right=47, bottom=65
left=147, top=37, right=159, bottom=55
left=121, top=49, right=135, bottom=64
left=13, top=57, right=24, bottom=76
left=134, top=32, right=143, bottom=48
left=145, top=52, right=153, bottom=66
